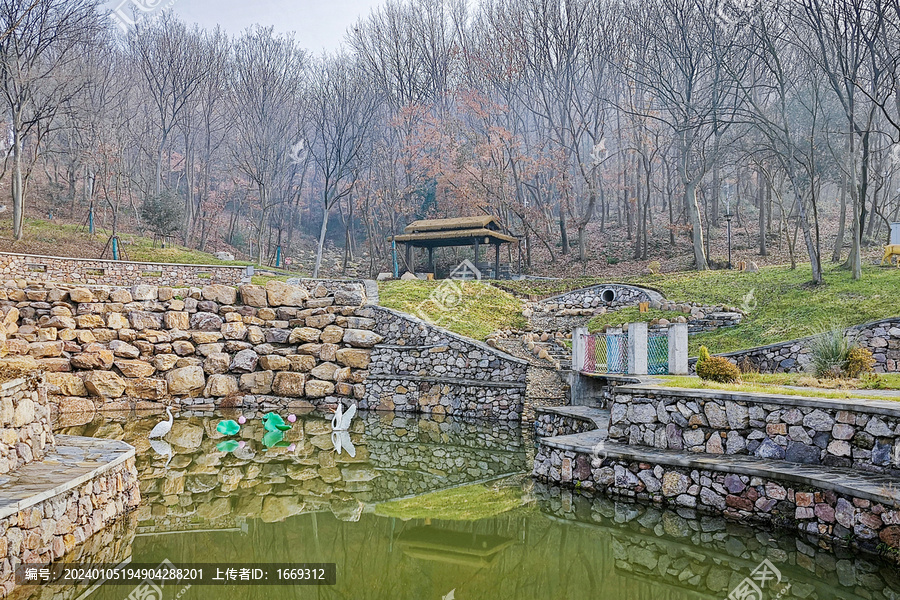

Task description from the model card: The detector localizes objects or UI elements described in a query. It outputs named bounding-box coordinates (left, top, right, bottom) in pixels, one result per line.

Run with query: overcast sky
left=107, top=0, right=387, bottom=52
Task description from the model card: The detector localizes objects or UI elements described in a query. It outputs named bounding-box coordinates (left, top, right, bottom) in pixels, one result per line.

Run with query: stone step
left=540, top=432, right=900, bottom=507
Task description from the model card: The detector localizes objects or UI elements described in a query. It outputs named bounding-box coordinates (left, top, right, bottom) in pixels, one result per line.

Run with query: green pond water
left=17, top=410, right=900, bottom=600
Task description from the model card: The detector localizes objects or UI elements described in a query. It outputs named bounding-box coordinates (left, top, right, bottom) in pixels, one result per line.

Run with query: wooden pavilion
left=390, top=216, right=519, bottom=279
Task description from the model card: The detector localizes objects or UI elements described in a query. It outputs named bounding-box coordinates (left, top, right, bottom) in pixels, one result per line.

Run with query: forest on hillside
left=3, top=0, right=900, bottom=281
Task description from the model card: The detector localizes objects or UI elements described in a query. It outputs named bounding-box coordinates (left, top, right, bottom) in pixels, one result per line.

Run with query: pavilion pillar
left=494, top=243, right=500, bottom=280
left=405, top=244, right=412, bottom=273
left=428, top=246, right=434, bottom=275
left=473, top=238, right=479, bottom=270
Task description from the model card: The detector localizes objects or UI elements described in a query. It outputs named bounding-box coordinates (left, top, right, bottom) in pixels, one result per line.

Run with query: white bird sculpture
left=149, top=439, right=174, bottom=468
left=149, top=406, right=174, bottom=439
left=331, top=430, right=356, bottom=457
left=330, top=402, right=356, bottom=431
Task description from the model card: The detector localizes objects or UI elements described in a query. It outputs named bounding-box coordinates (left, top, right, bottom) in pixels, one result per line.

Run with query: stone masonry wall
left=608, top=386, right=900, bottom=475
left=0, top=451, right=140, bottom=596
left=0, top=373, right=54, bottom=475
left=361, top=306, right=528, bottom=420
left=533, top=446, right=900, bottom=559
left=700, top=317, right=900, bottom=374
left=534, top=410, right=596, bottom=438
left=0, top=252, right=246, bottom=287
left=0, top=279, right=376, bottom=412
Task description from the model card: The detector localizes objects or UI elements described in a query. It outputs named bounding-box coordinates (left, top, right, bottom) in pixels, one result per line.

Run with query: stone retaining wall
left=703, top=317, right=900, bottom=374
left=0, top=280, right=375, bottom=413
left=534, top=409, right=596, bottom=438
left=536, top=284, right=659, bottom=311
left=361, top=306, right=528, bottom=420
left=0, top=436, right=140, bottom=597
left=0, top=375, right=54, bottom=475
left=608, top=386, right=900, bottom=474
left=0, top=252, right=246, bottom=287
left=533, top=447, right=900, bottom=561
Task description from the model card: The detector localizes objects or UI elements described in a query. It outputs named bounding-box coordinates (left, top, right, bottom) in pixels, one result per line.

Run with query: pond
left=13, top=410, right=900, bottom=600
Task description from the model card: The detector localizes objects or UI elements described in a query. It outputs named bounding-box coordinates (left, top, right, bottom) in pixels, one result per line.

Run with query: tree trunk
left=313, top=196, right=331, bottom=278
left=758, top=168, right=767, bottom=256
left=12, top=133, right=25, bottom=240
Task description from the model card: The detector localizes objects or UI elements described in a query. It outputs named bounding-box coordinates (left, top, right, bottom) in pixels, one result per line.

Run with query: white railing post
left=572, top=326, right=587, bottom=373
left=668, top=322, right=689, bottom=374
left=627, top=322, right=648, bottom=375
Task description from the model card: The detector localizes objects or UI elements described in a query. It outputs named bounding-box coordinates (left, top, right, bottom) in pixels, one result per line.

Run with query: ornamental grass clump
left=809, top=328, right=850, bottom=378
left=696, top=345, right=740, bottom=383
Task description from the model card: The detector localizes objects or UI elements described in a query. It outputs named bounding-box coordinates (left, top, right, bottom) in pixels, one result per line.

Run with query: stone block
left=265, top=281, right=308, bottom=307
left=83, top=371, right=126, bottom=398
left=165, top=366, right=206, bottom=395
left=240, top=285, right=268, bottom=307
left=202, top=284, right=237, bottom=305
left=204, top=374, right=239, bottom=397
left=240, top=370, right=274, bottom=394
left=273, top=372, right=307, bottom=397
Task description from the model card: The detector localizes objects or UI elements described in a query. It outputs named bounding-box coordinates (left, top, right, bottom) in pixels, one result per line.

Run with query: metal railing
left=580, top=331, right=628, bottom=375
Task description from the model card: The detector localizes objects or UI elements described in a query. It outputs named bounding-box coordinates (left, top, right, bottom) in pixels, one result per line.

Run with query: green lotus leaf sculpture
left=216, top=440, right=240, bottom=453
left=262, top=430, right=286, bottom=448
left=262, top=412, right=291, bottom=432
left=216, top=420, right=241, bottom=436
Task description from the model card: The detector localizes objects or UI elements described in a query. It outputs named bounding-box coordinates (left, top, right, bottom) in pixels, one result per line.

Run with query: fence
left=573, top=322, right=688, bottom=376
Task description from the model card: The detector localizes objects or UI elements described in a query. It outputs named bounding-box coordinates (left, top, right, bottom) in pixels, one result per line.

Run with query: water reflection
left=12, top=412, right=897, bottom=600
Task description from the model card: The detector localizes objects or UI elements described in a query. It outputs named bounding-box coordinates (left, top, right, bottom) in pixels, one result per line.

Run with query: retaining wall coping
left=370, top=305, right=528, bottom=366
left=620, top=383, right=900, bottom=418
left=0, top=435, right=134, bottom=520
left=540, top=434, right=900, bottom=506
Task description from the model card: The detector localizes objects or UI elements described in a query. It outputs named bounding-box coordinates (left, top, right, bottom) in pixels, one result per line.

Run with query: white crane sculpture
left=330, top=402, right=356, bottom=431
left=149, top=406, right=174, bottom=439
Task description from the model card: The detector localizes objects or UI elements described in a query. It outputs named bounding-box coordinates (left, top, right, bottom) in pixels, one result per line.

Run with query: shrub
left=696, top=356, right=741, bottom=383
left=846, top=347, right=876, bottom=378
left=809, top=328, right=849, bottom=378
left=698, top=345, right=711, bottom=363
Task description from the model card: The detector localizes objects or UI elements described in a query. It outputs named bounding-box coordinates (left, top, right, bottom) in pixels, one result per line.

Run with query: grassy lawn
left=2, top=218, right=253, bottom=266
left=378, top=280, right=526, bottom=340
left=374, top=483, right=529, bottom=521
left=514, top=262, right=900, bottom=355
left=658, top=374, right=900, bottom=401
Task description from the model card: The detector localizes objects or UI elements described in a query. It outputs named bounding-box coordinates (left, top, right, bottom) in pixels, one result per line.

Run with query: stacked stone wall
left=608, top=386, right=900, bottom=474
left=362, top=306, right=528, bottom=420
left=0, top=279, right=374, bottom=412
left=0, top=375, right=54, bottom=474
left=698, top=317, right=900, bottom=374
left=0, top=252, right=245, bottom=287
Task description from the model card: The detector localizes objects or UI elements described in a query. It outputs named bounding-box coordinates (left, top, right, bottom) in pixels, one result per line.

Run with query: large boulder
left=259, top=355, right=290, bottom=371
left=289, top=327, right=321, bottom=344
left=131, top=285, right=157, bottom=301
left=202, top=284, right=237, bottom=305
left=229, top=349, right=259, bottom=372
left=115, top=359, right=155, bottom=378
left=239, top=284, right=268, bottom=307
left=204, top=374, right=239, bottom=397
left=310, top=362, right=339, bottom=381
left=265, top=281, right=309, bottom=307
left=221, top=321, right=247, bottom=340
left=109, top=340, right=140, bottom=358
left=335, top=348, right=371, bottom=369
left=83, top=371, right=126, bottom=398
left=125, top=378, right=168, bottom=399
left=305, top=379, right=335, bottom=398
left=203, top=352, right=231, bottom=374
left=239, top=371, right=274, bottom=394
left=28, top=341, right=64, bottom=358
left=46, top=373, right=87, bottom=396
left=165, top=366, right=206, bottom=395
left=164, top=311, right=190, bottom=330
left=128, top=311, right=163, bottom=330
left=190, top=312, right=223, bottom=331
left=342, top=329, right=383, bottom=348
left=272, top=372, right=307, bottom=397
left=71, top=347, right=115, bottom=370
left=68, top=288, right=94, bottom=303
